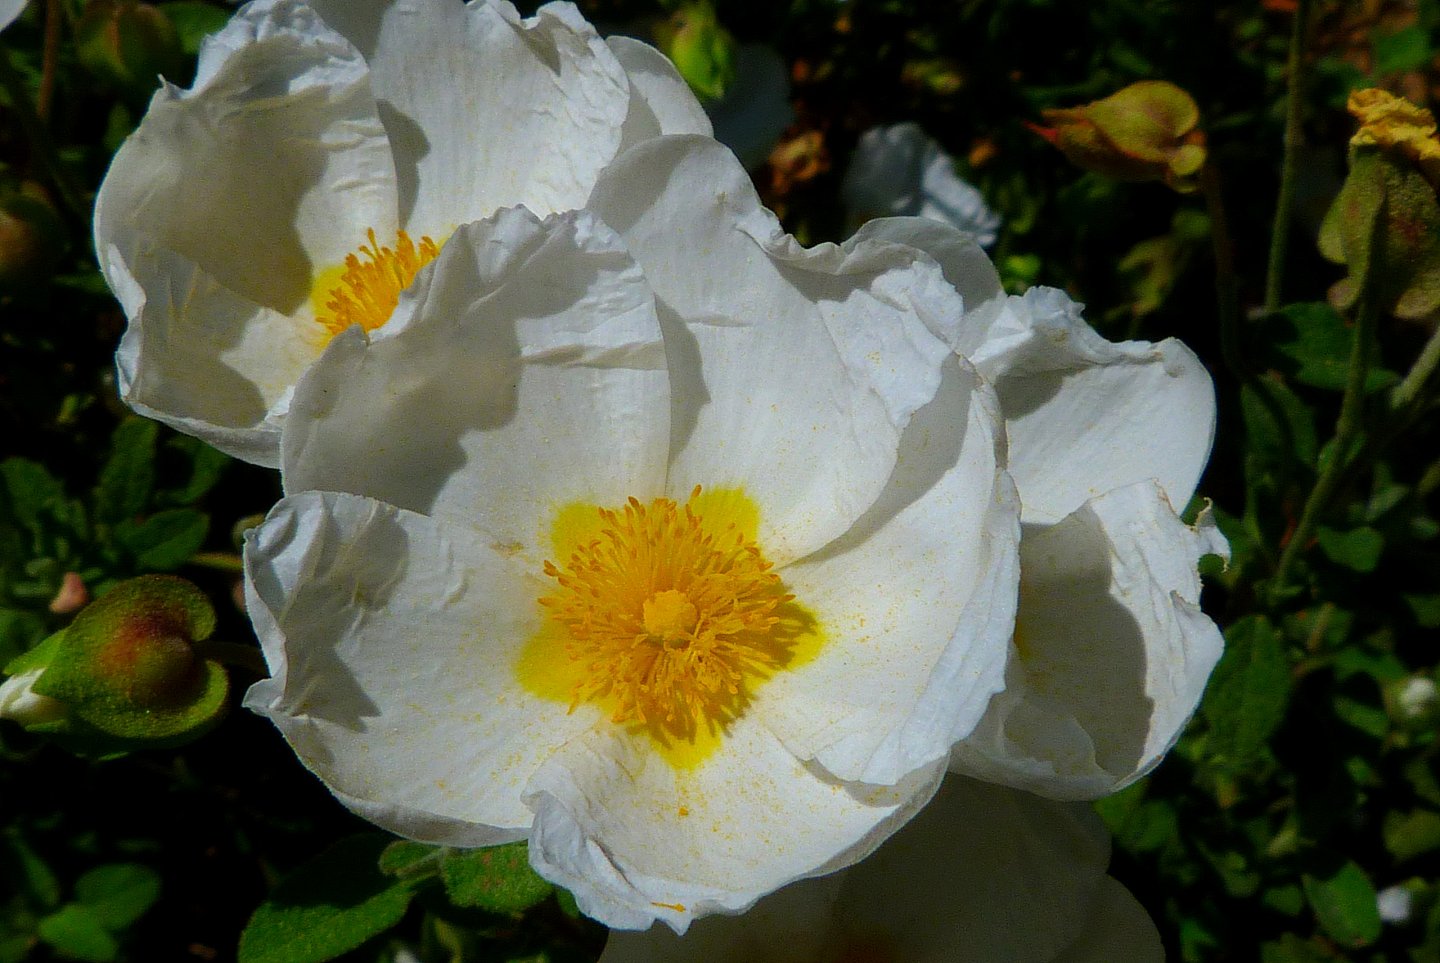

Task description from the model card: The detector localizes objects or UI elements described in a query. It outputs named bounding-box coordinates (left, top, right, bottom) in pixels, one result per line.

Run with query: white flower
left=94, top=0, right=711, bottom=467
left=0, top=668, right=65, bottom=728
left=1377, top=884, right=1415, bottom=925
left=599, top=776, right=1164, bottom=963
left=843, top=123, right=1001, bottom=248
left=0, top=0, right=26, bottom=33
left=848, top=218, right=1225, bottom=800
left=242, top=136, right=1023, bottom=932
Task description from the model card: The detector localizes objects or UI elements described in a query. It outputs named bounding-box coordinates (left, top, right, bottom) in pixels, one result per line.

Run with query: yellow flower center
left=519, top=486, right=822, bottom=767
left=311, top=228, right=440, bottom=338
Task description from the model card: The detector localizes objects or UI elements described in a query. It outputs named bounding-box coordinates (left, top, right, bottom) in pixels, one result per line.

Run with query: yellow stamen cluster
left=316, top=228, right=440, bottom=337
left=539, top=487, right=802, bottom=742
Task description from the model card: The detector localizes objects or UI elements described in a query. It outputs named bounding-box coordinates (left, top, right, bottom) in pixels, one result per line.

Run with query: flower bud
left=48, top=572, right=89, bottom=615
left=1384, top=675, right=1439, bottom=731
left=0, top=575, right=228, bottom=749
left=0, top=185, right=63, bottom=292
left=76, top=1, right=183, bottom=99
left=1319, top=89, right=1440, bottom=320
left=654, top=2, right=737, bottom=103
left=1031, top=80, right=1207, bottom=192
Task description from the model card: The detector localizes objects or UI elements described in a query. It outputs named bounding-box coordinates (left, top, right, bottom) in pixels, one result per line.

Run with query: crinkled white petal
left=95, top=0, right=396, bottom=464
left=0, top=668, right=65, bottom=727
left=282, top=206, right=670, bottom=558
left=843, top=123, right=1000, bottom=247
left=525, top=714, right=946, bottom=932
left=598, top=777, right=1111, bottom=963
left=1053, top=877, right=1164, bottom=963
left=607, top=35, right=713, bottom=152
left=243, top=489, right=601, bottom=846
left=586, top=135, right=962, bottom=564
left=951, top=481, right=1228, bottom=800
left=306, top=0, right=629, bottom=236
left=758, top=358, right=1021, bottom=784
left=967, top=286, right=1217, bottom=524
left=705, top=45, right=792, bottom=170
left=0, top=0, right=25, bottom=32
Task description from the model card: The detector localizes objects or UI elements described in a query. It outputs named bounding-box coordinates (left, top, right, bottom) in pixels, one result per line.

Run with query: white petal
left=0, top=0, right=25, bottom=33
left=758, top=359, right=1022, bottom=784
left=970, top=287, right=1217, bottom=524
left=282, top=206, right=670, bottom=558
left=524, top=715, right=946, bottom=932
left=829, top=778, right=1110, bottom=963
left=0, top=668, right=65, bottom=727
left=607, top=35, right=713, bottom=152
left=843, top=123, right=1000, bottom=247
left=598, top=874, right=842, bottom=963
left=598, top=778, right=1114, bottom=963
left=1052, top=877, right=1164, bottom=963
left=705, top=45, right=792, bottom=170
left=307, top=0, right=630, bottom=236
left=586, top=135, right=960, bottom=563
left=95, top=0, right=397, bottom=464
left=243, top=490, right=600, bottom=845
left=951, top=481, right=1228, bottom=800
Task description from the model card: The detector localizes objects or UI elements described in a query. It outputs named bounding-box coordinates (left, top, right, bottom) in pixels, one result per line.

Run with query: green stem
left=0, top=46, right=85, bottom=221
left=192, top=640, right=267, bottom=676
left=37, top=0, right=61, bottom=120
left=1269, top=292, right=1379, bottom=598
left=188, top=551, right=244, bottom=574
left=1389, top=314, right=1440, bottom=414
left=1263, top=0, right=1312, bottom=314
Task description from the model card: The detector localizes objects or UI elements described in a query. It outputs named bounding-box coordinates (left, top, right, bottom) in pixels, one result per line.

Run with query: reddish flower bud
left=1032, top=80, right=1207, bottom=193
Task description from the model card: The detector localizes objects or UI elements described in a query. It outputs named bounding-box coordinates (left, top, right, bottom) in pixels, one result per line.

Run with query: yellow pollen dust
left=313, top=228, right=439, bottom=338
left=528, top=486, right=817, bottom=758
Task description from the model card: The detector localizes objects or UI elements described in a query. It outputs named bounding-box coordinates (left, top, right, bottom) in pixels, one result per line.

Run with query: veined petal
left=598, top=777, right=1112, bottom=963
left=525, top=715, right=946, bottom=932
left=282, top=206, right=670, bottom=559
left=968, top=286, right=1217, bottom=524
left=758, top=359, right=1022, bottom=784
left=243, top=490, right=600, bottom=845
left=307, top=0, right=630, bottom=236
left=586, top=135, right=962, bottom=563
left=95, top=0, right=397, bottom=463
left=1053, top=877, right=1164, bottom=963
left=951, top=481, right=1228, bottom=800
left=608, top=35, right=714, bottom=152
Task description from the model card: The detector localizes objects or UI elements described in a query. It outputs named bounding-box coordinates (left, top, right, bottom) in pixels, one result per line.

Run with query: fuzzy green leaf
left=37, top=905, right=118, bottom=963
left=74, top=865, right=160, bottom=931
left=1201, top=615, right=1292, bottom=766
left=94, top=419, right=157, bottom=525
left=114, top=509, right=209, bottom=571
left=1383, top=809, right=1440, bottom=863
left=1315, top=526, right=1384, bottom=573
left=238, top=835, right=415, bottom=963
left=0, top=458, right=63, bottom=535
left=1302, top=861, right=1381, bottom=947
left=439, top=842, right=553, bottom=914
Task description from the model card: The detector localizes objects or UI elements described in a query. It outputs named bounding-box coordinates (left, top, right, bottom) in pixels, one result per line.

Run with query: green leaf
left=1262, top=884, right=1305, bottom=917
left=1241, top=378, right=1317, bottom=468
left=1372, top=25, right=1432, bottom=75
left=73, top=865, right=160, bottom=931
left=1315, top=526, right=1384, bottom=573
left=238, top=835, right=415, bottom=963
left=1266, top=303, right=1396, bottom=393
left=1260, top=933, right=1332, bottom=963
left=157, top=1, right=234, bottom=55
left=37, top=905, right=119, bottom=963
left=439, top=842, right=553, bottom=914
left=1302, top=861, right=1381, bottom=947
left=378, top=841, right=440, bottom=879
left=1383, top=809, right=1440, bottom=863
left=1201, top=616, right=1292, bottom=766
left=1403, top=592, right=1440, bottom=628
left=156, top=437, right=230, bottom=507
left=0, top=459, right=63, bottom=535
left=1332, top=694, right=1388, bottom=738
left=1, top=830, right=61, bottom=909
left=94, top=419, right=158, bottom=525
left=114, top=509, right=209, bottom=571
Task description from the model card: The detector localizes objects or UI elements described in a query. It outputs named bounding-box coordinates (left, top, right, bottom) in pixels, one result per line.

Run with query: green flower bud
left=1031, top=80, right=1207, bottom=193
left=655, top=2, right=737, bottom=104
left=1319, top=89, right=1440, bottom=320
left=76, top=0, right=183, bottom=99
left=0, top=576, right=228, bottom=751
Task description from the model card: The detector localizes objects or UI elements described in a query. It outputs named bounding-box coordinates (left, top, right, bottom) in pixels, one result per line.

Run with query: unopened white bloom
left=0, top=668, right=65, bottom=727
left=600, top=777, right=1163, bottom=963
left=1378, top=884, right=1415, bottom=925
left=845, top=218, right=1225, bottom=800
left=243, top=137, right=1022, bottom=932
left=843, top=123, right=1000, bottom=247
left=95, top=0, right=710, bottom=466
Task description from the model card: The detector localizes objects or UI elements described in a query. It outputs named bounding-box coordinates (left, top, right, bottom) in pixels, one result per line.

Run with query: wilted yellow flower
left=1347, top=88, right=1440, bottom=188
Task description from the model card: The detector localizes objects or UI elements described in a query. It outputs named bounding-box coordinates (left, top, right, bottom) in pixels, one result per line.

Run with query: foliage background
left=2, top=0, right=1440, bottom=959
